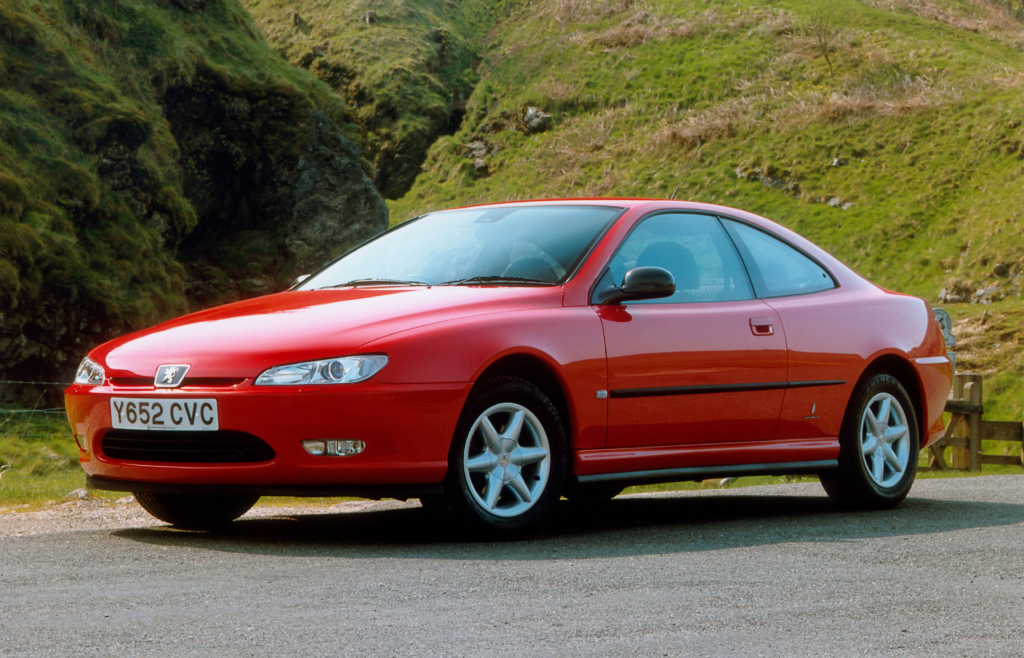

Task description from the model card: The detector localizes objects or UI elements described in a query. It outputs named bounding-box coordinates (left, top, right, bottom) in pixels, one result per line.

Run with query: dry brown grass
left=586, top=10, right=706, bottom=49
left=506, top=107, right=630, bottom=195
left=989, top=66, right=1024, bottom=89
left=650, top=98, right=758, bottom=151
left=782, top=64, right=1024, bottom=126
left=866, top=0, right=1024, bottom=38
left=952, top=308, right=1024, bottom=380
left=583, top=8, right=788, bottom=51
left=534, top=76, right=581, bottom=105
left=536, top=0, right=647, bottom=24
left=782, top=77, right=952, bottom=125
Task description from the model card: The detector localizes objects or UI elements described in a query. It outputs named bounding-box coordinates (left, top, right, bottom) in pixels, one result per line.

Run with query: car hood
left=95, top=286, right=563, bottom=378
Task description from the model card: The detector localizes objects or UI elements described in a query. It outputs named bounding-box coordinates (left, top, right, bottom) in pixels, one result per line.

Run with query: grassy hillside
left=0, top=0, right=386, bottom=397
left=4, top=0, right=1022, bottom=418
left=384, top=0, right=1024, bottom=420
left=393, top=0, right=1024, bottom=298
left=242, top=0, right=491, bottom=197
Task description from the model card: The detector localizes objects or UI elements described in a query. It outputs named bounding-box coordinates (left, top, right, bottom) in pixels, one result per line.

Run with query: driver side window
left=611, top=213, right=754, bottom=304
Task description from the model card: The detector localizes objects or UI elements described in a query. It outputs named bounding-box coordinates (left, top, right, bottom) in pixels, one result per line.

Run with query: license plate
left=110, top=398, right=219, bottom=431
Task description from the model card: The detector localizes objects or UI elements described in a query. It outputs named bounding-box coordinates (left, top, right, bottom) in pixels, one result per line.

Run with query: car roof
left=451, top=198, right=715, bottom=210
left=443, top=198, right=873, bottom=295
left=446, top=198, right=775, bottom=220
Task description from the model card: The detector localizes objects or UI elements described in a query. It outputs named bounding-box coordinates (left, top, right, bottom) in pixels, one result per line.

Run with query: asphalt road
left=3, top=476, right=1024, bottom=657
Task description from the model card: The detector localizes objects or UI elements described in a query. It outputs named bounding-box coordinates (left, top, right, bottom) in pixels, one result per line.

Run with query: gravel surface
left=3, top=476, right=1024, bottom=657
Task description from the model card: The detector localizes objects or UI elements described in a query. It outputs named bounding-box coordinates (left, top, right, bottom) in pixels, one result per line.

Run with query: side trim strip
left=610, top=379, right=845, bottom=399
left=786, top=379, right=847, bottom=390
left=577, top=459, right=839, bottom=484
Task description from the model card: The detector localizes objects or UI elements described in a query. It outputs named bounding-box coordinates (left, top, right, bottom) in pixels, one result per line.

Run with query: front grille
left=109, top=377, right=246, bottom=388
left=101, top=430, right=275, bottom=463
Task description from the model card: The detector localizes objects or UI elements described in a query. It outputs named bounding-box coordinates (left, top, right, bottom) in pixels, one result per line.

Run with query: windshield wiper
left=324, top=278, right=429, bottom=289
left=439, top=276, right=554, bottom=286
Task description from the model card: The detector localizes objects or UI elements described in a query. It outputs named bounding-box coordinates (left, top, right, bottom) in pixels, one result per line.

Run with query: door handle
left=750, top=317, right=774, bottom=336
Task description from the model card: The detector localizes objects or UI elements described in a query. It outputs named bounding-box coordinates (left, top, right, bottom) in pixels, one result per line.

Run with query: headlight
left=74, top=356, right=105, bottom=385
left=255, top=355, right=388, bottom=386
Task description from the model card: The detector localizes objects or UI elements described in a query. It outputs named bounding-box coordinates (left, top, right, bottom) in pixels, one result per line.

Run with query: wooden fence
left=925, top=372, right=1024, bottom=472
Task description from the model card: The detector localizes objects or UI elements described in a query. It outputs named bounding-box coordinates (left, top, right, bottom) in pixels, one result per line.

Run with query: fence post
left=951, top=374, right=969, bottom=469
left=966, top=379, right=983, bottom=472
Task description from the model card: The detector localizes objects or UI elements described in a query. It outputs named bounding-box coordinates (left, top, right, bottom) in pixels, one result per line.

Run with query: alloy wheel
left=462, top=402, right=551, bottom=518
left=859, top=392, right=911, bottom=488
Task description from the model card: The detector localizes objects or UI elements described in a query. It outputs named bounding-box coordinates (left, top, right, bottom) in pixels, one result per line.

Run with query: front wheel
left=820, top=373, right=919, bottom=510
left=134, top=492, right=259, bottom=530
left=564, top=482, right=625, bottom=503
left=436, top=376, right=567, bottom=536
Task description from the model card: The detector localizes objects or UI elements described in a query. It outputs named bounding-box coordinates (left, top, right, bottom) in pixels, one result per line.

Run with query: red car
left=65, top=199, right=952, bottom=533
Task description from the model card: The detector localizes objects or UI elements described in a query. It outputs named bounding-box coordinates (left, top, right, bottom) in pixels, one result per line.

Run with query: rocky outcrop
left=162, top=74, right=387, bottom=306
left=243, top=0, right=479, bottom=200
left=0, top=1, right=388, bottom=404
left=286, top=112, right=388, bottom=273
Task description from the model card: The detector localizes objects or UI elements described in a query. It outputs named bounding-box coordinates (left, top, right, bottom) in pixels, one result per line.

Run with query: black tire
left=432, top=376, right=568, bottom=537
left=564, top=481, right=625, bottom=503
left=134, top=492, right=259, bottom=530
left=820, top=373, right=920, bottom=510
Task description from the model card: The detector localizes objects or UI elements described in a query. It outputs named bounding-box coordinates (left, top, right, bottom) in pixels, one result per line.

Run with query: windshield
left=299, top=205, right=622, bottom=289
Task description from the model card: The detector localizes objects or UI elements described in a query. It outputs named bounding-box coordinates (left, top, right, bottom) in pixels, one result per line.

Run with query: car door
left=596, top=212, right=789, bottom=448
left=720, top=218, right=850, bottom=443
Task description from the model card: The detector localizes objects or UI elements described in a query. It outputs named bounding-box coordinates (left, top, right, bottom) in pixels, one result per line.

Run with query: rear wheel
left=429, top=377, right=567, bottom=536
left=134, top=492, right=259, bottom=530
left=820, top=373, right=919, bottom=510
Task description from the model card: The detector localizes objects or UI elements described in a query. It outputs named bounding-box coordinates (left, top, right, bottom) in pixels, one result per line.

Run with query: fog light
left=75, top=435, right=89, bottom=452
left=327, top=440, right=365, bottom=456
left=302, top=440, right=326, bottom=455
left=302, top=440, right=365, bottom=457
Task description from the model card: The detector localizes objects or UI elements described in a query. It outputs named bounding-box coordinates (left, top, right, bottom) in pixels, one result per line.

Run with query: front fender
left=362, top=307, right=609, bottom=450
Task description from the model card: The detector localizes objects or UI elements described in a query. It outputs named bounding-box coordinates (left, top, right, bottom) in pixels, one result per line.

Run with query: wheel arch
left=471, top=351, right=573, bottom=446
left=852, top=353, right=925, bottom=445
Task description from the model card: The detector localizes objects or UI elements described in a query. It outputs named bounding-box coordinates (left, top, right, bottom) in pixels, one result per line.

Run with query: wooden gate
left=926, top=372, right=1023, bottom=472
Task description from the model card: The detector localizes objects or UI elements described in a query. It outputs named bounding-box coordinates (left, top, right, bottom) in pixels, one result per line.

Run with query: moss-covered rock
left=243, top=0, right=487, bottom=198
left=0, top=0, right=386, bottom=401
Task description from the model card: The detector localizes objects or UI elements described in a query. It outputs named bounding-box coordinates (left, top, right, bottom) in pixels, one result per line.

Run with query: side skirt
left=575, top=459, right=838, bottom=487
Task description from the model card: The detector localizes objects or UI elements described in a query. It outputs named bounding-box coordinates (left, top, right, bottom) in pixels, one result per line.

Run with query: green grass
left=0, top=412, right=360, bottom=509
left=0, top=412, right=102, bottom=508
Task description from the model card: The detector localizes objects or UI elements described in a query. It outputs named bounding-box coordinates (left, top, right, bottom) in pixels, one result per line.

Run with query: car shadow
left=111, top=489, right=1024, bottom=560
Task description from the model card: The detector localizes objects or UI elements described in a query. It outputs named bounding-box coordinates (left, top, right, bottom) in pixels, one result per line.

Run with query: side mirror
left=597, top=266, right=675, bottom=305
left=291, top=274, right=311, bottom=288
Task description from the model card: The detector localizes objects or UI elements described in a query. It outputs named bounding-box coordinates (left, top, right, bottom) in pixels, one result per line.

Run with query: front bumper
left=85, top=475, right=443, bottom=499
left=66, top=380, right=471, bottom=492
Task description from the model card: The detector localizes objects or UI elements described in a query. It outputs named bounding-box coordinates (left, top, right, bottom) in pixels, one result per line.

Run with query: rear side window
left=608, top=213, right=753, bottom=304
left=723, top=220, right=835, bottom=298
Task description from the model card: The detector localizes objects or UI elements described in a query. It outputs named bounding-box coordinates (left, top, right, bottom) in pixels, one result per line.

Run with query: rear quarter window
left=723, top=220, right=835, bottom=298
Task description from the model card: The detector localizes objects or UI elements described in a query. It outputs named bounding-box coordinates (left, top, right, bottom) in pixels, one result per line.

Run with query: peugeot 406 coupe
left=65, top=199, right=953, bottom=533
